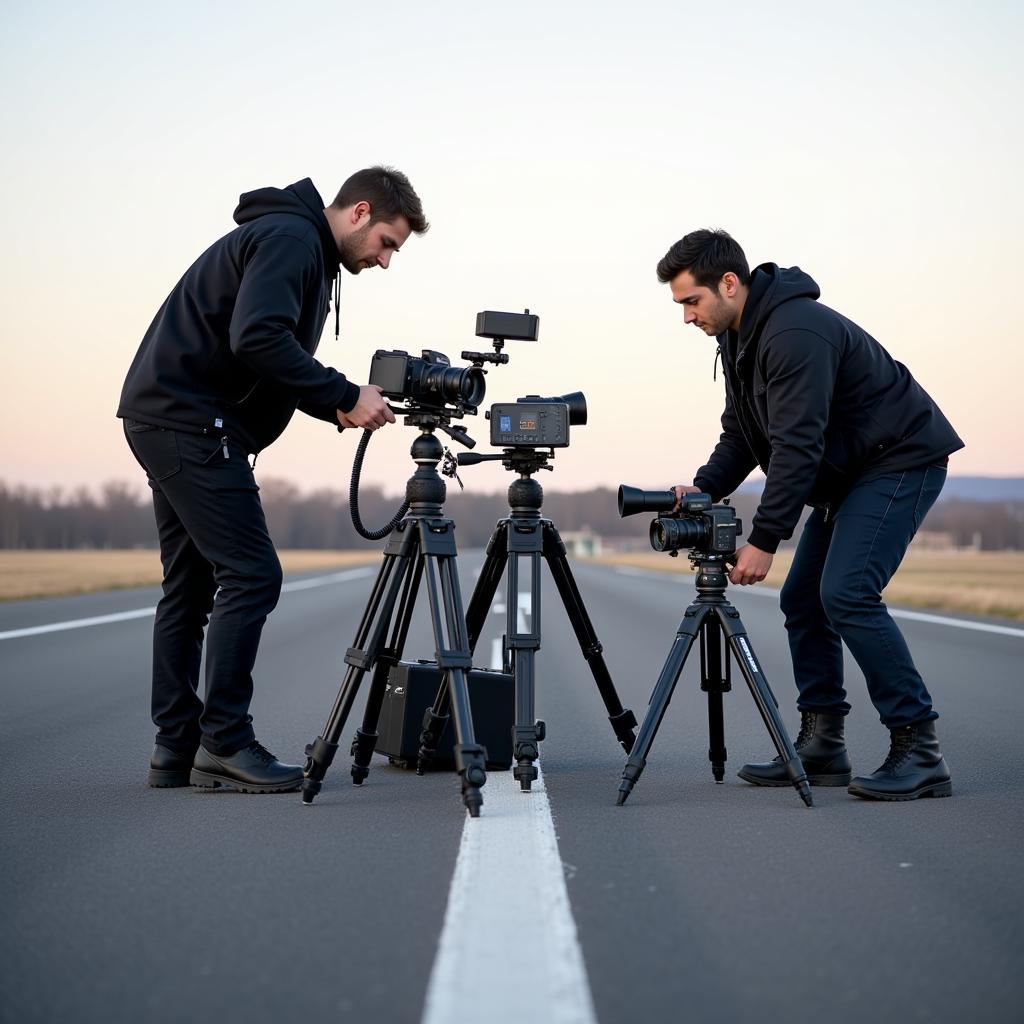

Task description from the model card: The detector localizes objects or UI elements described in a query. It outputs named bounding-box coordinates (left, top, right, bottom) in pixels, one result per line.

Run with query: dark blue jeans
left=124, top=421, right=282, bottom=755
left=778, top=464, right=946, bottom=728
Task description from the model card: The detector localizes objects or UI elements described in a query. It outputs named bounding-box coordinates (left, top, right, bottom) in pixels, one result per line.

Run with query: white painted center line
left=421, top=763, right=598, bottom=1024
left=423, top=589, right=598, bottom=1024
left=0, top=568, right=374, bottom=641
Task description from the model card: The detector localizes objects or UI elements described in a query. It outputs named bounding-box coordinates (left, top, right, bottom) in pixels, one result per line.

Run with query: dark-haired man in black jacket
left=118, top=166, right=428, bottom=793
left=660, top=229, right=962, bottom=801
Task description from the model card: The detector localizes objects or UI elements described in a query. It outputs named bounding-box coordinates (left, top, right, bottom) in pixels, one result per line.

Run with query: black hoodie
left=117, top=178, right=361, bottom=453
left=693, top=263, right=964, bottom=553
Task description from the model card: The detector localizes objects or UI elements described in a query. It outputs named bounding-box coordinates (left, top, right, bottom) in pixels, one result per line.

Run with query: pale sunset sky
left=2, top=1, right=1021, bottom=497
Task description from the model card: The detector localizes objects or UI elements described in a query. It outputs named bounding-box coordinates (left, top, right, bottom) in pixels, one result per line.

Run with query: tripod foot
left=457, top=744, right=488, bottom=817
left=799, top=781, right=814, bottom=807
left=350, top=728, right=379, bottom=785
left=513, top=760, right=538, bottom=792
left=301, top=735, right=338, bottom=805
left=464, top=788, right=483, bottom=817
left=616, top=755, right=644, bottom=805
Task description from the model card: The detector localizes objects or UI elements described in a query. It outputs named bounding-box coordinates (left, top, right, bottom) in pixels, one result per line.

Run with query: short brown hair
left=331, top=165, right=429, bottom=234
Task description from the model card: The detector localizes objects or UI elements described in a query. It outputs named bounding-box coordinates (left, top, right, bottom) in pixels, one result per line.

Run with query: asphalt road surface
left=2, top=552, right=1022, bottom=1024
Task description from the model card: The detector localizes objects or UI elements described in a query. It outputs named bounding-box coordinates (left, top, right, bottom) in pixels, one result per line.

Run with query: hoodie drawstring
left=713, top=345, right=721, bottom=381
left=334, top=273, right=341, bottom=339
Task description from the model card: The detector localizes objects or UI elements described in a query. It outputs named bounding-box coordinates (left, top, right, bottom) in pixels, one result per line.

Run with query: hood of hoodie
left=233, top=178, right=340, bottom=281
left=735, top=263, right=820, bottom=368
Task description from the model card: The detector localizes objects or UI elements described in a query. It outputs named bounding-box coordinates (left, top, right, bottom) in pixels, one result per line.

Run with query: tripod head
left=457, top=447, right=557, bottom=516
left=458, top=446, right=555, bottom=476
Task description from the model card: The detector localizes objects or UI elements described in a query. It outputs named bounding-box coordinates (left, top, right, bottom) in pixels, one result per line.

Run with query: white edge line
left=612, top=566, right=1024, bottom=638
left=0, top=567, right=375, bottom=641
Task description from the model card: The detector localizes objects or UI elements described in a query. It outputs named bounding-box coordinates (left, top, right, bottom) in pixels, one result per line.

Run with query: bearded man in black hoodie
left=118, top=167, right=428, bottom=793
left=661, top=229, right=962, bottom=801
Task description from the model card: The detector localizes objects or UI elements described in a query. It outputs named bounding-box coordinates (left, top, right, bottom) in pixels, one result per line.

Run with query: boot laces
left=794, top=713, right=817, bottom=750
left=881, top=727, right=916, bottom=771
left=247, top=741, right=278, bottom=765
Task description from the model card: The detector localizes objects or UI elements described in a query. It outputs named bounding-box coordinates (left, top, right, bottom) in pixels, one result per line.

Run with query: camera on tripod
left=487, top=392, right=587, bottom=449
left=367, top=309, right=539, bottom=417
left=618, top=487, right=742, bottom=557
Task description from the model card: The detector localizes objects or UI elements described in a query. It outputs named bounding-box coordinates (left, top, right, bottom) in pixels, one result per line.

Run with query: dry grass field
left=589, top=549, right=1024, bottom=622
left=2, top=548, right=1022, bottom=622
left=0, top=550, right=381, bottom=601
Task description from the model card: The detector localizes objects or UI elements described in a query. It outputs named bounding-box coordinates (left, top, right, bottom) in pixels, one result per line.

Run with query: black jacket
left=117, top=178, right=361, bottom=453
left=693, top=263, right=964, bottom=553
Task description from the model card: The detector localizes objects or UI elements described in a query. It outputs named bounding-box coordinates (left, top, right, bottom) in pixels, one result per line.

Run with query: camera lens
left=424, top=364, right=486, bottom=407
left=650, top=517, right=709, bottom=552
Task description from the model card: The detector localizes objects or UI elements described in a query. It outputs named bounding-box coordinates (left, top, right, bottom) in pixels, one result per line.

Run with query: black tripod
left=616, top=551, right=813, bottom=808
left=301, top=417, right=488, bottom=816
left=416, top=448, right=638, bottom=789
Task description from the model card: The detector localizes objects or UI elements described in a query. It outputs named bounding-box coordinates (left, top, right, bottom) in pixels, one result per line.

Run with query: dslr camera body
left=367, top=310, right=539, bottom=418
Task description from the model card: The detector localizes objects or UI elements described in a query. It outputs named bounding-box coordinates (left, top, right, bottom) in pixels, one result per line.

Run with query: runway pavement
left=2, top=553, right=1022, bottom=1024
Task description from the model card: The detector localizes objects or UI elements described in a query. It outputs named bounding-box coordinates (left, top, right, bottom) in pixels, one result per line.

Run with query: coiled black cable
left=349, top=428, right=409, bottom=540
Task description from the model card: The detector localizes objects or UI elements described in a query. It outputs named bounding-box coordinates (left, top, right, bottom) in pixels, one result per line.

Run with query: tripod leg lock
left=350, top=729, right=379, bottom=785
left=416, top=708, right=450, bottom=775
left=305, top=735, right=339, bottom=770
left=608, top=708, right=638, bottom=752
left=455, top=744, right=488, bottom=788
left=344, top=647, right=374, bottom=670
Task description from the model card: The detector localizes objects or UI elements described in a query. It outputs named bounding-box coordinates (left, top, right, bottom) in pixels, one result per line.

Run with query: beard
left=337, top=222, right=372, bottom=274
left=698, top=294, right=735, bottom=335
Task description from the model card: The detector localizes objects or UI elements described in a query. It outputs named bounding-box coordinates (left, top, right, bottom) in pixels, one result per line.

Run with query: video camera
left=618, top=487, right=741, bottom=558
left=487, top=392, right=587, bottom=449
left=368, top=310, right=539, bottom=420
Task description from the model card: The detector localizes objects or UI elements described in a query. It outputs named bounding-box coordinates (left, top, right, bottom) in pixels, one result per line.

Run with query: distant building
left=911, top=530, right=957, bottom=550
left=561, top=530, right=603, bottom=558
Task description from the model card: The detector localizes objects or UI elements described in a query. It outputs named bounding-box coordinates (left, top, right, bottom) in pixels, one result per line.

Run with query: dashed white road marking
left=0, top=568, right=375, bottom=641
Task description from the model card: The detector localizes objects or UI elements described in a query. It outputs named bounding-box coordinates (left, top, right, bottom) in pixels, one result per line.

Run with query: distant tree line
left=1, top=479, right=1021, bottom=551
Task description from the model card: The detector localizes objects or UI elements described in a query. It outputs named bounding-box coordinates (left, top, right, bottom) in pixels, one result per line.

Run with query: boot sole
left=148, top=768, right=192, bottom=788
left=189, top=768, right=303, bottom=794
left=737, top=769, right=852, bottom=788
left=847, top=779, right=953, bottom=801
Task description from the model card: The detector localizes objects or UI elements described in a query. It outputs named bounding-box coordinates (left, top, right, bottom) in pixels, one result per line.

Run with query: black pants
left=779, top=464, right=946, bottom=729
left=124, top=421, right=282, bottom=755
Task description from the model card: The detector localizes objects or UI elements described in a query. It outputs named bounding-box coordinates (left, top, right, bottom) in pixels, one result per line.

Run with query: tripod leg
left=416, top=522, right=487, bottom=816
left=542, top=524, right=637, bottom=753
left=507, top=545, right=544, bottom=791
left=301, top=526, right=419, bottom=804
left=717, top=607, right=813, bottom=808
left=616, top=605, right=707, bottom=805
left=700, top=618, right=730, bottom=782
left=465, top=522, right=509, bottom=654
left=350, top=556, right=424, bottom=784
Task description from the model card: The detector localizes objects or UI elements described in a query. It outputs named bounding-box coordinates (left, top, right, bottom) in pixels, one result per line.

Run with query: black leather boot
left=148, top=744, right=197, bottom=788
left=738, top=711, right=852, bottom=787
left=190, top=741, right=303, bottom=793
left=848, top=721, right=952, bottom=800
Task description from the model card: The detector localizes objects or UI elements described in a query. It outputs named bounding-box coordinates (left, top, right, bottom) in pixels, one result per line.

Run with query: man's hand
left=671, top=483, right=701, bottom=512
left=336, top=385, right=397, bottom=431
left=728, top=543, right=773, bottom=586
